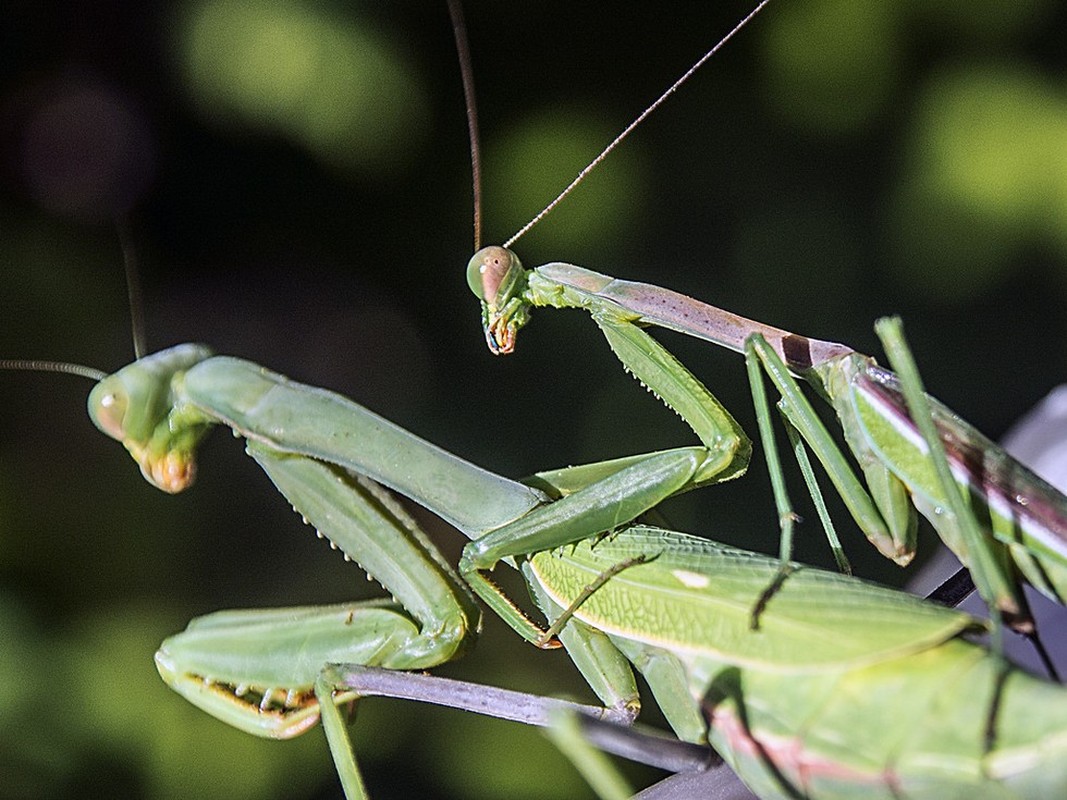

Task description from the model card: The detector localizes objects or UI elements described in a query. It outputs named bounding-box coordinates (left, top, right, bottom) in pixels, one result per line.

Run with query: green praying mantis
left=20, top=322, right=1067, bottom=800
left=468, top=241, right=1067, bottom=634
left=7, top=2, right=1067, bottom=799
left=463, top=26, right=1067, bottom=642
left=10, top=223, right=1067, bottom=800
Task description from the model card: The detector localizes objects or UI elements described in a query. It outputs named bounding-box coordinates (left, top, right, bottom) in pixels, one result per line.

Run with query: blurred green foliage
left=2, top=1, right=1067, bottom=798
left=175, top=0, right=429, bottom=174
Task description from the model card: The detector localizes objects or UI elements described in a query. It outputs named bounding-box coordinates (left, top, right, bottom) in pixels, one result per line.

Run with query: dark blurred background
left=3, top=1, right=1067, bottom=798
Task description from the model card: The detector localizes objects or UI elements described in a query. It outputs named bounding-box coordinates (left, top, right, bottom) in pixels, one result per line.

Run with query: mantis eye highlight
left=88, top=379, right=129, bottom=441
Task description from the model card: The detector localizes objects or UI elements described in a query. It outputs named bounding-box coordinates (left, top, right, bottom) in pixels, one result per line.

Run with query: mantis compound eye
left=467, top=245, right=522, bottom=309
left=87, top=378, right=130, bottom=442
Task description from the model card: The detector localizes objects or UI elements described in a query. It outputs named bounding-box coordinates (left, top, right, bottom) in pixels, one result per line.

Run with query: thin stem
left=320, top=664, right=718, bottom=773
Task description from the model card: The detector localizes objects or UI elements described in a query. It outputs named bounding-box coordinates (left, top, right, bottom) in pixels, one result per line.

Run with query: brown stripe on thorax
left=782, top=334, right=815, bottom=371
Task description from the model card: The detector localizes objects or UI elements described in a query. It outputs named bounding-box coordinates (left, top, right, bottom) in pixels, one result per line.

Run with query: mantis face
left=87, top=343, right=216, bottom=493
left=466, top=245, right=532, bottom=354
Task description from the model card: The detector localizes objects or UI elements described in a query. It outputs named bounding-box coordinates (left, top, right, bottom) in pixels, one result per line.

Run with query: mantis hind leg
left=873, top=316, right=1030, bottom=636
left=316, top=674, right=370, bottom=800
left=743, top=335, right=850, bottom=626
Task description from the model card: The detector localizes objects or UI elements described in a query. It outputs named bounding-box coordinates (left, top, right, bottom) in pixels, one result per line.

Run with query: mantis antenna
left=447, top=0, right=774, bottom=252
left=0, top=219, right=148, bottom=381
left=446, top=0, right=483, bottom=252
left=502, top=0, right=773, bottom=249
left=116, top=215, right=147, bottom=359
left=0, top=359, right=106, bottom=381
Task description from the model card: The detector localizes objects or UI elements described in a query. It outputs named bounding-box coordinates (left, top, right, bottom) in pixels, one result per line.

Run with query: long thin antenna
left=0, top=360, right=106, bottom=381
left=447, top=0, right=483, bottom=252
left=116, top=215, right=147, bottom=359
left=2, top=218, right=148, bottom=383
left=504, top=0, right=773, bottom=249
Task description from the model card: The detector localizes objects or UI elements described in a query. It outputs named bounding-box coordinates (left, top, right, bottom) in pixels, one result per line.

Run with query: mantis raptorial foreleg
left=468, top=240, right=1056, bottom=638
left=38, top=341, right=753, bottom=796
left=13, top=328, right=1067, bottom=799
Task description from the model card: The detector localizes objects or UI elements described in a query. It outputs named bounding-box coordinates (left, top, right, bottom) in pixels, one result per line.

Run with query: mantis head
left=87, top=343, right=216, bottom=494
left=466, top=245, right=533, bottom=354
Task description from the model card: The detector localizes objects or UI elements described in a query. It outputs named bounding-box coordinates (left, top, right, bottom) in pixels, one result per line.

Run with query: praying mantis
left=468, top=240, right=1067, bottom=636
left=464, top=18, right=1067, bottom=639
left=16, top=315, right=1067, bottom=800
left=13, top=328, right=1067, bottom=800
left=5, top=2, right=1067, bottom=799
